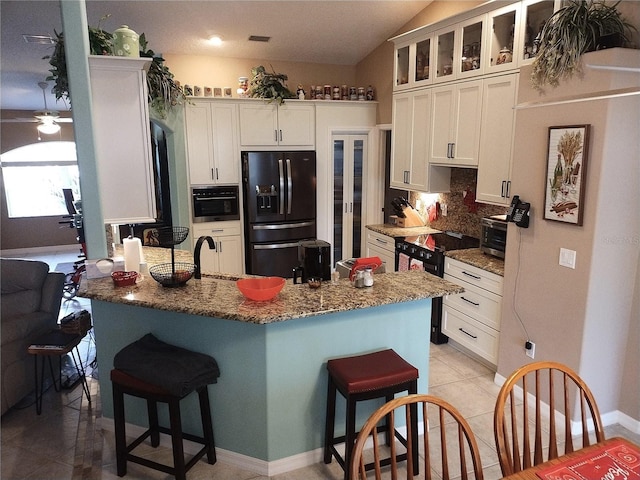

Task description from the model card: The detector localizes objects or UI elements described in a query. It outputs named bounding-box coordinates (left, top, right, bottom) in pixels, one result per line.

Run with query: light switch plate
left=559, top=248, right=577, bottom=269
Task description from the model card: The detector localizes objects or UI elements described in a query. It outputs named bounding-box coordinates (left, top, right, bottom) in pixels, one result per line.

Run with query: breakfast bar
left=81, top=257, right=463, bottom=474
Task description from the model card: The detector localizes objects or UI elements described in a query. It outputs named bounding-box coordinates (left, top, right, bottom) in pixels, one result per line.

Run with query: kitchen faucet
left=194, top=236, right=215, bottom=279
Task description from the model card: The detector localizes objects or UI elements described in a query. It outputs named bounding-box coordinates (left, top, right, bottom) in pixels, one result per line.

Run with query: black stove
left=395, top=231, right=480, bottom=344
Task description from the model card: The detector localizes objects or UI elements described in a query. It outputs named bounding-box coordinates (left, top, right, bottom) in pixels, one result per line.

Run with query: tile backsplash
left=410, top=168, right=507, bottom=239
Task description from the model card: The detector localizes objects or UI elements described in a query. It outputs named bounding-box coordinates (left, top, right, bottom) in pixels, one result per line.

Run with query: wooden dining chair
left=493, top=361, right=605, bottom=476
left=349, top=394, right=484, bottom=480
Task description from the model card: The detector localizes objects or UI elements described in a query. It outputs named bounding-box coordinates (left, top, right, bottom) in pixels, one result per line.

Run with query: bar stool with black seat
left=110, top=333, right=220, bottom=480
left=324, top=348, right=419, bottom=480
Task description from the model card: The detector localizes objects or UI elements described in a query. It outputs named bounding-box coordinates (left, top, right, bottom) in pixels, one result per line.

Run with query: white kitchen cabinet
left=476, top=73, right=519, bottom=205
left=443, top=257, right=504, bottom=365
left=391, top=91, right=429, bottom=191
left=485, top=3, right=521, bottom=74
left=238, top=101, right=315, bottom=148
left=393, top=36, right=435, bottom=91
left=365, top=230, right=396, bottom=272
left=192, top=221, right=243, bottom=275
left=333, top=134, right=367, bottom=262
left=429, top=79, right=483, bottom=167
left=88, top=56, right=157, bottom=224
left=185, top=99, right=240, bottom=185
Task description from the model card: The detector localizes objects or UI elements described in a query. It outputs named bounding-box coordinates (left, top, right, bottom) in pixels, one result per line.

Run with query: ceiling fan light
left=37, top=122, right=61, bottom=135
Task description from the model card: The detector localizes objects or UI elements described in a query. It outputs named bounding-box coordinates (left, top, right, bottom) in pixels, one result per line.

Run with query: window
left=1, top=141, right=80, bottom=218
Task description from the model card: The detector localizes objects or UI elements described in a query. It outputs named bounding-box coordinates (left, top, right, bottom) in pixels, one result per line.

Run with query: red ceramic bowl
left=236, top=277, right=285, bottom=301
left=111, top=270, right=138, bottom=287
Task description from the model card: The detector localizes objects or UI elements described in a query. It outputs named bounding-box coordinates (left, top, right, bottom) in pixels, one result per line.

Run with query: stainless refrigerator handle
left=278, top=158, right=285, bottom=215
left=254, top=242, right=301, bottom=250
left=252, top=221, right=314, bottom=230
left=286, top=158, right=292, bottom=215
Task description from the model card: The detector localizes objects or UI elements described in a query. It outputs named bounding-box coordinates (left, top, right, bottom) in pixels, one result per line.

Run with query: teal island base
left=92, top=298, right=431, bottom=475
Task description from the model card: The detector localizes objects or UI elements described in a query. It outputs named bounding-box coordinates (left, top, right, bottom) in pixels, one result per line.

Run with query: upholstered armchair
left=1, top=258, right=65, bottom=415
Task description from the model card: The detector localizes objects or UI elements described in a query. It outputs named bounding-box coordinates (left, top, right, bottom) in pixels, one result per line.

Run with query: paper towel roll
left=123, top=236, right=141, bottom=272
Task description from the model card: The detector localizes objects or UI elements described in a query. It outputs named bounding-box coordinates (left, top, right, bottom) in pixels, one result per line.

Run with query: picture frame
left=544, top=125, right=590, bottom=226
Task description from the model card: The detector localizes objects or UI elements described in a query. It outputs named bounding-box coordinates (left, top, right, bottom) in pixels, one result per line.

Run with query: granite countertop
left=367, top=224, right=441, bottom=238
left=81, top=266, right=463, bottom=325
left=445, top=248, right=505, bottom=276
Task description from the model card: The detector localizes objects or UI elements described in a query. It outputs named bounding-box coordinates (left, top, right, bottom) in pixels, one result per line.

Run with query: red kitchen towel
left=536, top=438, right=640, bottom=480
left=409, top=258, right=424, bottom=271
left=398, top=253, right=410, bottom=271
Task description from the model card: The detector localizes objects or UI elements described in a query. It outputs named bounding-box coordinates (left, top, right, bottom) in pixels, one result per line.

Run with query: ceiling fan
left=2, top=82, right=72, bottom=134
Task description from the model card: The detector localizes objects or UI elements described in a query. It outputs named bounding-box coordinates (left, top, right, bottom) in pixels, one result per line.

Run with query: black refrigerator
left=242, top=151, right=317, bottom=277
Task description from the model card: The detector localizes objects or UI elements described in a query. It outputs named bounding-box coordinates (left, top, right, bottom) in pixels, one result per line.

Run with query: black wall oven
left=192, top=186, right=240, bottom=223
left=395, top=232, right=479, bottom=344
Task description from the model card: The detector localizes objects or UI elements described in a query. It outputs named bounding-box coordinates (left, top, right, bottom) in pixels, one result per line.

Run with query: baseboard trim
left=101, top=419, right=422, bottom=476
left=1, top=244, right=80, bottom=256
left=493, top=373, right=640, bottom=434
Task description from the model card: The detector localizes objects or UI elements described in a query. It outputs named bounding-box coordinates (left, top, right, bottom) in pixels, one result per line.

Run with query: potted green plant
left=138, top=33, right=186, bottom=119
left=531, top=0, right=635, bottom=92
left=44, top=15, right=113, bottom=105
left=247, top=65, right=296, bottom=104
left=44, top=16, right=185, bottom=118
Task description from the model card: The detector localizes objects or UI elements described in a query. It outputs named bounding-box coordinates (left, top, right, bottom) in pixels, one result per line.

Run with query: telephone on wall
left=507, top=195, right=530, bottom=228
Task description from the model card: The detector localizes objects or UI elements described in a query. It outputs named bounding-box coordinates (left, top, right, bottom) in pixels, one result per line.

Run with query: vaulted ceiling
left=1, top=1, right=433, bottom=111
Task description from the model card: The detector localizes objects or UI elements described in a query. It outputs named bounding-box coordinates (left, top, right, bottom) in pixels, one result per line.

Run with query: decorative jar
left=113, top=25, right=139, bottom=58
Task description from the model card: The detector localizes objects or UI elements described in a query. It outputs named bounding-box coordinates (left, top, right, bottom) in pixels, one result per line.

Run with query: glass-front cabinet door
left=415, top=38, right=432, bottom=85
left=458, top=16, right=485, bottom=78
left=395, top=44, right=410, bottom=89
left=520, top=0, right=557, bottom=64
left=486, top=3, right=521, bottom=73
left=435, top=28, right=455, bottom=82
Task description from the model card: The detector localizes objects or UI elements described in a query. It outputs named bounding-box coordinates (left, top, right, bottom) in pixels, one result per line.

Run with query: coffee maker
left=292, top=240, right=331, bottom=283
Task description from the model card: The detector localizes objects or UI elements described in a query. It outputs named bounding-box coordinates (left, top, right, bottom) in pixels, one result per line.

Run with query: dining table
left=500, top=437, right=640, bottom=479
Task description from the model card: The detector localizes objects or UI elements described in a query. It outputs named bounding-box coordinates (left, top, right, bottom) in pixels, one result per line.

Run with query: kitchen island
left=81, top=254, right=463, bottom=475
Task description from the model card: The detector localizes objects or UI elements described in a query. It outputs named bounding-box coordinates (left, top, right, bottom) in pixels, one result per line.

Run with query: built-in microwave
left=192, top=186, right=240, bottom=223
left=480, top=215, right=507, bottom=259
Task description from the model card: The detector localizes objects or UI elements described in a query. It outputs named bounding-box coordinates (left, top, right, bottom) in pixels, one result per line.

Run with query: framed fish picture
left=544, top=125, right=590, bottom=225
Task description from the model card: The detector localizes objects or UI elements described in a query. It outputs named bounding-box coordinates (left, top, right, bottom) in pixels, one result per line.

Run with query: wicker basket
left=59, top=310, right=92, bottom=336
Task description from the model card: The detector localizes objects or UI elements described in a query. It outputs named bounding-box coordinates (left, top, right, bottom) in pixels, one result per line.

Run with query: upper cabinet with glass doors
left=394, top=37, right=434, bottom=91
left=391, top=0, right=560, bottom=92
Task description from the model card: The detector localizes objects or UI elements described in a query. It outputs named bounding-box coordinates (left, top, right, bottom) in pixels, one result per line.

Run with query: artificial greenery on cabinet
left=531, top=0, right=635, bottom=91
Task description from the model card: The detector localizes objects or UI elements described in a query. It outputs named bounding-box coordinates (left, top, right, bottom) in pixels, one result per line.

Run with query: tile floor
left=2, top=249, right=639, bottom=479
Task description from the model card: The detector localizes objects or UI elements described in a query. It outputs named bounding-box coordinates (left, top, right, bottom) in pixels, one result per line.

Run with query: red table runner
left=536, top=438, right=640, bottom=480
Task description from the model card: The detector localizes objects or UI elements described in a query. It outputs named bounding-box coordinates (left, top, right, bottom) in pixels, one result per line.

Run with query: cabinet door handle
left=450, top=143, right=455, bottom=158
left=209, top=229, right=224, bottom=233
left=345, top=203, right=348, bottom=213
left=505, top=180, right=511, bottom=198
left=461, top=296, right=480, bottom=306
left=279, top=130, right=283, bottom=142
left=459, top=328, right=478, bottom=339
left=462, top=271, right=481, bottom=280
left=375, top=238, right=388, bottom=245
left=350, top=202, right=353, bottom=213
left=218, top=241, right=222, bottom=253
left=501, top=180, right=507, bottom=198
left=215, top=167, right=219, bottom=180
left=274, top=130, right=278, bottom=142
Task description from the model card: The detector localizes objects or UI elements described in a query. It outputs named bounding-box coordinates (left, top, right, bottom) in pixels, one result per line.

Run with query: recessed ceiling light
left=208, top=35, right=223, bottom=46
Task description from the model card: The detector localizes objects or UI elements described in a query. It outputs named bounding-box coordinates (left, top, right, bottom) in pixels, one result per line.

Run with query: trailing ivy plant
left=247, top=65, right=296, bottom=104
left=139, top=33, right=186, bottom=119
left=531, top=0, right=634, bottom=92
left=43, top=15, right=186, bottom=118
left=44, top=15, right=113, bottom=106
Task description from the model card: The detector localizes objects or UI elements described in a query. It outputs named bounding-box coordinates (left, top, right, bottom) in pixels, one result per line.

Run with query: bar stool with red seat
left=323, top=349, right=419, bottom=480
left=110, top=333, right=220, bottom=480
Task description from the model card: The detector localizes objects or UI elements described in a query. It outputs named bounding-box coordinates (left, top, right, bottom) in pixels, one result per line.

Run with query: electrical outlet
left=441, top=203, right=448, bottom=216
left=525, top=341, right=536, bottom=359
